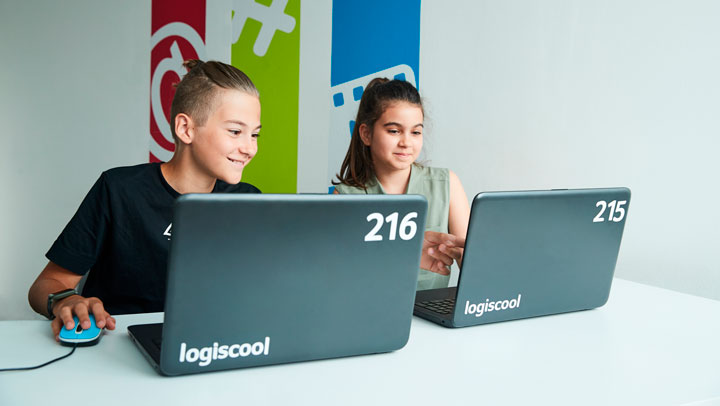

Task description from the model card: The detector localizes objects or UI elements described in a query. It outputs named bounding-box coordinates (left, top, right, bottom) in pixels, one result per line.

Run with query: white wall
left=296, top=0, right=332, bottom=193
left=419, top=0, right=720, bottom=300
left=0, top=1, right=151, bottom=320
left=1, top=0, right=718, bottom=321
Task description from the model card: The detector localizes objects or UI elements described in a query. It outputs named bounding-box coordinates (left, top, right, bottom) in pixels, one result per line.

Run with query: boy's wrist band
left=46, top=288, right=78, bottom=320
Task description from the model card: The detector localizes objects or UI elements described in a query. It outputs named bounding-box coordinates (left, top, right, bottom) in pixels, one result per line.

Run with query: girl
left=333, top=78, right=470, bottom=290
left=29, top=60, right=262, bottom=339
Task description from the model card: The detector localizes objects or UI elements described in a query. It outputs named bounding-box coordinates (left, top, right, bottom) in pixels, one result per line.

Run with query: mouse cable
left=0, top=343, right=78, bottom=372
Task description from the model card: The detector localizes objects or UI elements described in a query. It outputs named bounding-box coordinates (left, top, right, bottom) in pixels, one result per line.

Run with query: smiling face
left=188, top=88, right=261, bottom=185
left=360, top=101, right=424, bottom=173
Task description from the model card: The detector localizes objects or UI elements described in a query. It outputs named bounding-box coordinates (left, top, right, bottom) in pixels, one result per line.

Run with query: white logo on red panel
left=149, top=23, right=206, bottom=162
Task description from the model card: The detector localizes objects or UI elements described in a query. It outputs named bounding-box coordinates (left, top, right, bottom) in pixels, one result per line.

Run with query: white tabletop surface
left=1, top=278, right=719, bottom=406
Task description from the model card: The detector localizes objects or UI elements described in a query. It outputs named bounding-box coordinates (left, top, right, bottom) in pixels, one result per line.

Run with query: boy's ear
left=359, top=124, right=372, bottom=146
left=174, top=113, right=194, bottom=145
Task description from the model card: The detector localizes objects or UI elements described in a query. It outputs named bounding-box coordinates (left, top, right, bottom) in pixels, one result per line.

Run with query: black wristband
left=46, top=288, right=78, bottom=320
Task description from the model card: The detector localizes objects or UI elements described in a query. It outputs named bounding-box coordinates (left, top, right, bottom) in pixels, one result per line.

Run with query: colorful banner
left=327, top=0, right=422, bottom=191
left=149, top=0, right=299, bottom=193
left=149, top=0, right=206, bottom=163
left=150, top=1, right=423, bottom=192
left=231, top=0, right=300, bottom=193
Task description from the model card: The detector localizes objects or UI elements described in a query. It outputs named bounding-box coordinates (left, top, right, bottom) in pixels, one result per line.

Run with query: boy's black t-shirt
left=46, top=163, right=260, bottom=315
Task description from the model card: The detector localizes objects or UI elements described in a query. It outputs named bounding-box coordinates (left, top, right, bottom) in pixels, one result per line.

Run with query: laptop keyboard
left=416, top=298, right=456, bottom=314
left=152, top=337, right=162, bottom=351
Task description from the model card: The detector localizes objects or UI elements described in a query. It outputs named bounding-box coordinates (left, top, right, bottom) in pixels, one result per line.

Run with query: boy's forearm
left=28, top=278, right=74, bottom=317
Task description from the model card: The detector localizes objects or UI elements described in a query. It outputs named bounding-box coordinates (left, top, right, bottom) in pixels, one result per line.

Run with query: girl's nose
left=398, top=132, right=410, bottom=146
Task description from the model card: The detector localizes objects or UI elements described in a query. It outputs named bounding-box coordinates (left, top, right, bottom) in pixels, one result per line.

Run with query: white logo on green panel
left=231, top=0, right=300, bottom=193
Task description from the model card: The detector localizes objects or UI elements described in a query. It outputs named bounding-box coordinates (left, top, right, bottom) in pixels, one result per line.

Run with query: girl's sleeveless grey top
left=335, top=165, right=451, bottom=290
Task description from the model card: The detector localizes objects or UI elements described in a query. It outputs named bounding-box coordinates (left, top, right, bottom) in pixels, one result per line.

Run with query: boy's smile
left=191, top=89, right=262, bottom=185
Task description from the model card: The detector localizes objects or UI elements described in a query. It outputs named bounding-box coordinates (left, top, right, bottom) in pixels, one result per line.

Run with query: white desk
left=2, top=279, right=719, bottom=405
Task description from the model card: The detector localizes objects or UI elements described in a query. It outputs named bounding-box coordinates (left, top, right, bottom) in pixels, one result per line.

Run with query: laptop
left=414, top=187, right=630, bottom=328
left=128, top=193, right=427, bottom=376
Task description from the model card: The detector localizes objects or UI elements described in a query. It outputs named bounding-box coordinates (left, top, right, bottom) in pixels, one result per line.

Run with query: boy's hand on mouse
left=50, top=295, right=116, bottom=341
left=422, top=231, right=466, bottom=275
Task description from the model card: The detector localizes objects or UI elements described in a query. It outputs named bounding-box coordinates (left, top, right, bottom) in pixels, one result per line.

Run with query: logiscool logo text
left=179, top=337, right=270, bottom=367
left=464, top=294, right=522, bottom=317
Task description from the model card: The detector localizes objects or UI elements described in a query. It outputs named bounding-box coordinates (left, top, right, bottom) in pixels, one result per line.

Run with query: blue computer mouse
left=59, top=314, right=103, bottom=347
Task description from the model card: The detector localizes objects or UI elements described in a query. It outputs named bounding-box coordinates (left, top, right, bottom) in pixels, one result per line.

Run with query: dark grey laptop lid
left=159, top=194, right=427, bottom=375
left=451, top=188, right=630, bottom=327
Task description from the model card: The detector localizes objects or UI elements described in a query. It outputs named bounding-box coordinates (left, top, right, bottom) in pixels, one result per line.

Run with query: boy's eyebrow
left=225, top=120, right=247, bottom=126
left=225, top=120, right=262, bottom=131
left=225, top=121, right=262, bottom=131
left=382, top=122, right=424, bottom=128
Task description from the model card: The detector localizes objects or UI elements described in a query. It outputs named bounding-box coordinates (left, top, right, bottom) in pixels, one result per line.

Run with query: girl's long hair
left=333, top=78, right=424, bottom=189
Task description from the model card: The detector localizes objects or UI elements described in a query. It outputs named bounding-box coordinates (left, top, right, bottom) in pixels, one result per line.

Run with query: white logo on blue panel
left=327, top=0, right=421, bottom=192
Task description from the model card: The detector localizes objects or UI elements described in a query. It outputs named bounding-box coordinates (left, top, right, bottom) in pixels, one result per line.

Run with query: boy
left=28, top=60, right=262, bottom=340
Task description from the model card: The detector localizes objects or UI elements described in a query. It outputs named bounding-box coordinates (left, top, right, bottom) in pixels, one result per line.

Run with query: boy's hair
left=170, top=60, right=259, bottom=143
left=333, top=78, right=424, bottom=189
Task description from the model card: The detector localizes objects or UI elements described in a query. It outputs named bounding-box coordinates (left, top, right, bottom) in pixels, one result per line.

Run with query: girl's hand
left=421, top=231, right=466, bottom=275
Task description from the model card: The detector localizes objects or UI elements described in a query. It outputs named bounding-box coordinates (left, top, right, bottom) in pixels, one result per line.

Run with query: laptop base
left=414, top=287, right=457, bottom=327
left=127, top=323, right=163, bottom=373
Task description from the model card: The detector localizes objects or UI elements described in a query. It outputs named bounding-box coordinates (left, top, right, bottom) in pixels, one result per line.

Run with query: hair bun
left=182, top=59, right=204, bottom=72
left=365, top=77, right=390, bottom=91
